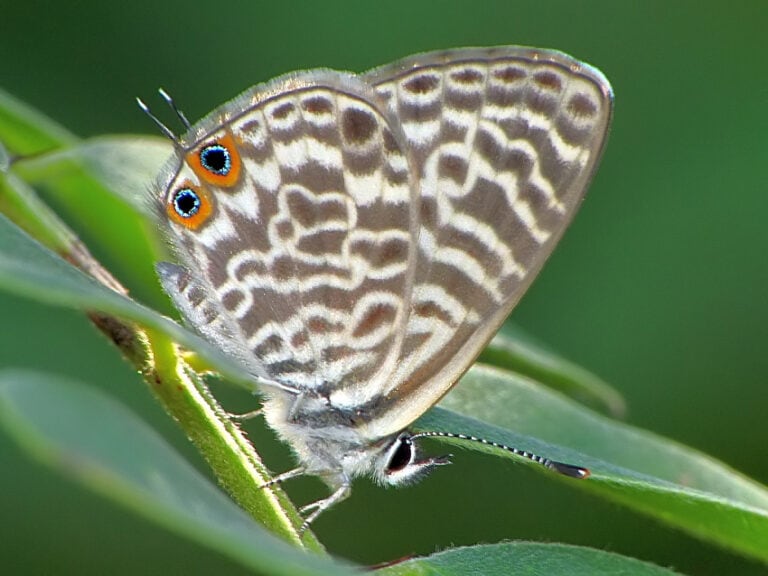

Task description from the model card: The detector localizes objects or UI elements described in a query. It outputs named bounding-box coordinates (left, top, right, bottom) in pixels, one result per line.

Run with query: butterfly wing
left=154, top=47, right=612, bottom=438
left=360, top=47, right=613, bottom=437
left=155, top=72, right=421, bottom=402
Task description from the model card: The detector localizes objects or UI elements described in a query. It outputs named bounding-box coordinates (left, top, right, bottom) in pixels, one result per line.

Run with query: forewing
left=363, top=47, right=613, bottom=436
left=155, top=72, right=418, bottom=398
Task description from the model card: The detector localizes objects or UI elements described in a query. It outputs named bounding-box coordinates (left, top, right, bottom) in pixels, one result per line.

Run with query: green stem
left=144, top=329, right=324, bottom=551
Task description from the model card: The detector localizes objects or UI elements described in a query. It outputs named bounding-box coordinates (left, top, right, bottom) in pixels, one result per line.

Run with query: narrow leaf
left=415, top=366, right=768, bottom=564
left=482, top=325, right=626, bottom=417
left=0, top=212, right=256, bottom=389
left=0, top=370, right=355, bottom=576
left=376, top=542, right=682, bottom=575
left=0, top=87, right=77, bottom=155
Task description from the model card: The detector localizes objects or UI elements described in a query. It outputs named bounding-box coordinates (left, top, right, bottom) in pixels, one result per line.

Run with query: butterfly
left=141, top=46, right=613, bottom=528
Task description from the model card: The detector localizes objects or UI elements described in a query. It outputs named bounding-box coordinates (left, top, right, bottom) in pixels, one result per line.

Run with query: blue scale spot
left=200, top=144, right=231, bottom=175
left=173, top=188, right=201, bottom=218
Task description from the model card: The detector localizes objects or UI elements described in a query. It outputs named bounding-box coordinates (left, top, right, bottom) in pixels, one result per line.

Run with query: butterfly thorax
left=260, top=385, right=450, bottom=497
left=261, top=387, right=394, bottom=487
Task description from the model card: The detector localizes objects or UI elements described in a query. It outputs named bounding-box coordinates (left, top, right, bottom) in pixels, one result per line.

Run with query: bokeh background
left=1, top=1, right=766, bottom=574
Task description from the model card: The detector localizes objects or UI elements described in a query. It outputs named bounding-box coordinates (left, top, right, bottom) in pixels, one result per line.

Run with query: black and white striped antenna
left=411, top=430, right=590, bottom=479
left=136, top=87, right=191, bottom=144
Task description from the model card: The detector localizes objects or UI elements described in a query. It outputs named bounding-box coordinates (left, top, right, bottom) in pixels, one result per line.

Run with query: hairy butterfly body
left=147, top=46, right=613, bottom=527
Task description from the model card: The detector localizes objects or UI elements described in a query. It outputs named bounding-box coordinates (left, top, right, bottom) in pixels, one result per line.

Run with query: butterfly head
left=373, top=432, right=452, bottom=487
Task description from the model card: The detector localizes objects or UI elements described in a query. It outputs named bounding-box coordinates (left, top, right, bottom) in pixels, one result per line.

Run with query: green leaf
left=0, top=139, right=9, bottom=173
left=375, top=542, right=681, bottom=575
left=0, top=169, right=81, bottom=253
left=0, top=87, right=171, bottom=295
left=13, top=135, right=171, bottom=219
left=0, top=369, right=355, bottom=576
left=0, top=369, right=688, bottom=575
left=0, top=211, right=255, bottom=389
left=482, top=325, right=626, bottom=417
left=416, top=365, right=768, bottom=564
left=0, top=87, right=77, bottom=155
left=10, top=136, right=170, bottom=295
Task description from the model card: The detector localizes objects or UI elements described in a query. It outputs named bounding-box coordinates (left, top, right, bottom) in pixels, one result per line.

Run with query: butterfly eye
left=386, top=436, right=414, bottom=473
left=378, top=433, right=450, bottom=487
left=167, top=184, right=213, bottom=229
left=187, top=133, right=241, bottom=187
left=199, top=144, right=231, bottom=176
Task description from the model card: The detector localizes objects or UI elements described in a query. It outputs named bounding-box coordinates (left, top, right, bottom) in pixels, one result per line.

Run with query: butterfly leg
left=228, top=407, right=263, bottom=422
left=299, top=482, right=351, bottom=532
left=260, top=466, right=306, bottom=488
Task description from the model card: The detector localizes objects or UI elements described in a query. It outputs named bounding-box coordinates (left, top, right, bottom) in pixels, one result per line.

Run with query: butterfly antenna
left=136, top=87, right=192, bottom=146
left=411, top=431, right=590, bottom=479
left=136, top=96, right=178, bottom=142
left=158, top=87, right=192, bottom=130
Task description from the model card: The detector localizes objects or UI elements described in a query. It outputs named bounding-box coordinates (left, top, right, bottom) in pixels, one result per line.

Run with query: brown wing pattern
left=362, top=47, right=613, bottom=436
left=157, top=73, right=419, bottom=397
left=155, top=47, right=611, bottom=431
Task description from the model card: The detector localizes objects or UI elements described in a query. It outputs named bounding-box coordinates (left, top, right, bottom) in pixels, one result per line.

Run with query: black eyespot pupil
left=200, top=144, right=230, bottom=175
left=173, top=189, right=200, bottom=218
left=387, top=439, right=413, bottom=472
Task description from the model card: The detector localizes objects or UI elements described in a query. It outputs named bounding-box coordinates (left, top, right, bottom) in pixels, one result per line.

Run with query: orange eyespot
left=187, top=132, right=241, bottom=188
left=166, top=182, right=213, bottom=230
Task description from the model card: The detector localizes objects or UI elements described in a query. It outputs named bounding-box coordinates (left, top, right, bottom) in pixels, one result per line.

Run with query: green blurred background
left=1, top=1, right=766, bottom=574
